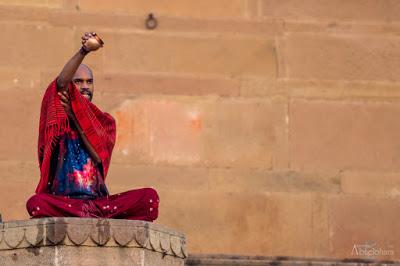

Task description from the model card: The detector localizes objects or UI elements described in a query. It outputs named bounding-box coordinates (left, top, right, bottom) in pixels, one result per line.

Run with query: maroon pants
left=26, top=188, right=159, bottom=222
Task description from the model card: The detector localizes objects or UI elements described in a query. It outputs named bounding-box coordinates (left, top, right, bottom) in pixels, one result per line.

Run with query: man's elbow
left=56, top=77, right=67, bottom=91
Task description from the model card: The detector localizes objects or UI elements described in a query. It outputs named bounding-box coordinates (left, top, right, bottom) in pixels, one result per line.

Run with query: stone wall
left=0, top=0, right=399, bottom=261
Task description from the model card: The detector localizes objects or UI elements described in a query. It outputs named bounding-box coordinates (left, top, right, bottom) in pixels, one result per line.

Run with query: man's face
left=72, top=65, right=94, bottom=102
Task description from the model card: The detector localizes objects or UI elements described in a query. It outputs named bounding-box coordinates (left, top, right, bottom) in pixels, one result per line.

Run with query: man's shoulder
left=101, top=112, right=116, bottom=129
left=102, top=112, right=115, bottom=121
left=90, top=102, right=115, bottom=123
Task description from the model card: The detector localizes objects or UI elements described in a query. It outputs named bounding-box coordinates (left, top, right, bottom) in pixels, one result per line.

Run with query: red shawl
left=36, top=79, right=116, bottom=194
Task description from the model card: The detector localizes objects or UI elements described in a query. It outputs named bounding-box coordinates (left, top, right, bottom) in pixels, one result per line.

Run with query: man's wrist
left=79, top=46, right=90, bottom=56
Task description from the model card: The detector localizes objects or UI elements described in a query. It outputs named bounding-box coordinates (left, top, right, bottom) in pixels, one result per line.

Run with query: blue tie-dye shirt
left=50, top=129, right=108, bottom=199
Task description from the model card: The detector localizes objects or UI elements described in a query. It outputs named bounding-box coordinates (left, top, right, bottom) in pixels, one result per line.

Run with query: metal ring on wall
left=145, top=13, right=158, bottom=30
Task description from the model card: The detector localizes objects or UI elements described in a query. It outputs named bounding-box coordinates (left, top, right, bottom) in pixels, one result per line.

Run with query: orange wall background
left=0, top=0, right=400, bottom=260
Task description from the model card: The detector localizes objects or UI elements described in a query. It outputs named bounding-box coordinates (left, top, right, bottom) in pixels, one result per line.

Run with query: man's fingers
left=65, top=94, right=70, bottom=102
left=58, top=92, right=69, bottom=103
left=60, top=101, right=70, bottom=109
left=58, top=92, right=64, bottom=99
left=82, top=32, right=95, bottom=40
left=62, top=91, right=69, bottom=99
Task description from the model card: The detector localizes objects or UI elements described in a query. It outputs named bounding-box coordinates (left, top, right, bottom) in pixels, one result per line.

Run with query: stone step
left=186, top=254, right=399, bottom=266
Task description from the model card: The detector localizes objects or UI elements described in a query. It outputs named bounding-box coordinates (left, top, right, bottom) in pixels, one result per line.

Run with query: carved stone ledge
left=0, top=218, right=186, bottom=266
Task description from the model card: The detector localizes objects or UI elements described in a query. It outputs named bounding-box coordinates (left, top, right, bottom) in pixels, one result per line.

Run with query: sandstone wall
left=0, top=0, right=399, bottom=261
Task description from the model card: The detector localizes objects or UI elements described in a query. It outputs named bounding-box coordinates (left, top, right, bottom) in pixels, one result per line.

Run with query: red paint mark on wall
left=190, top=117, right=202, bottom=131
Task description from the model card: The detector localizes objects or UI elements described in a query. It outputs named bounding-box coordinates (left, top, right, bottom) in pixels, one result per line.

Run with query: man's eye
left=74, top=80, right=82, bottom=84
left=87, top=80, right=93, bottom=84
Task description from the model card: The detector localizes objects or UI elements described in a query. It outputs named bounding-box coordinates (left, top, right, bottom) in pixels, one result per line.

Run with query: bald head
left=76, top=64, right=93, bottom=78
left=72, top=64, right=94, bottom=101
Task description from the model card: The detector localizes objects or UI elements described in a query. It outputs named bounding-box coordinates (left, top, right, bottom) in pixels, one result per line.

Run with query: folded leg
left=26, top=194, right=101, bottom=218
left=27, top=188, right=159, bottom=221
left=94, top=188, right=159, bottom=221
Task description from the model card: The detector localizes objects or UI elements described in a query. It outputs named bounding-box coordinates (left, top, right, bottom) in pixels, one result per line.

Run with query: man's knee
left=143, top=187, right=159, bottom=201
left=27, top=194, right=39, bottom=209
left=143, top=188, right=159, bottom=221
left=26, top=194, right=48, bottom=216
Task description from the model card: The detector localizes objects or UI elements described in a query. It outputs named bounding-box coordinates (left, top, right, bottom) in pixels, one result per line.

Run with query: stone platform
left=0, top=217, right=186, bottom=266
left=186, top=254, right=399, bottom=266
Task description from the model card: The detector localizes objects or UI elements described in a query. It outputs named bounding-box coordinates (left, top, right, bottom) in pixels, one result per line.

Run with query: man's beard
left=80, top=89, right=93, bottom=101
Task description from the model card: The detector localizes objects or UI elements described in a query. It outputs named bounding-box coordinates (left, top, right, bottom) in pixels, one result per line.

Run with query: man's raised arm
left=56, top=32, right=101, bottom=91
left=57, top=32, right=104, bottom=164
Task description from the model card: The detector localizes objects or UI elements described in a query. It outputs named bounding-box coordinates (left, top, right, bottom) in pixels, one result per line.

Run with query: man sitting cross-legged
left=26, top=32, right=159, bottom=221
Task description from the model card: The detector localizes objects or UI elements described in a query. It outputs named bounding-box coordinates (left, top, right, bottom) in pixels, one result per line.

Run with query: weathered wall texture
left=0, top=0, right=399, bottom=261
